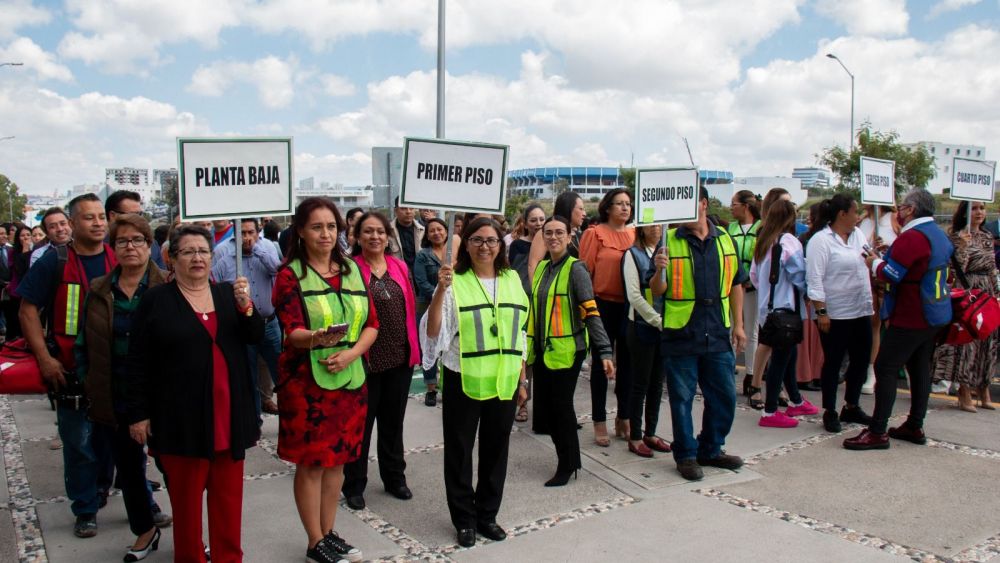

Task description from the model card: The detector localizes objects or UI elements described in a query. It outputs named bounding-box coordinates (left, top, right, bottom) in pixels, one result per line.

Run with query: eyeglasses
left=114, top=237, right=148, bottom=248
left=177, top=248, right=211, bottom=259
left=468, top=236, right=500, bottom=248
left=543, top=230, right=567, bottom=238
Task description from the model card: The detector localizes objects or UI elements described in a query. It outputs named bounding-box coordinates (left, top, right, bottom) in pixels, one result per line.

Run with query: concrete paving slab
left=21, top=440, right=65, bottom=502
left=0, top=509, right=16, bottom=563
left=243, top=445, right=291, bottom=477
left=925, top=406, right=1000, bottom=451
left=611, top=456, right=729, bottom=489
left=0, top=449, right=8, bottom=507
left=370, top=396, right=444, bottom=451
left=362, top=430, right=625, bottom=549
left=451, top=488, right=907, bottom=563
left=719, top=437, right=1000, bottom=557
left=11, top=398, right=58, bottom=441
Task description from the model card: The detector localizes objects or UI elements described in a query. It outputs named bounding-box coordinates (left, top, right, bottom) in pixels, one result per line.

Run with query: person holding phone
left=272, top=198, right=378, bottom=563
left=343, top=212, right=421, bottom=511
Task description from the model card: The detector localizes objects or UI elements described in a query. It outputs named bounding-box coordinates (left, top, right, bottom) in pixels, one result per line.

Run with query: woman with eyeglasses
left=124, top=224, right=262, bottom=563
left=77, top=215, right=172, bottom=562
left=272, top=198, right=378, bottom=563
left=342, top=211, right=421, bottom=512
left=579, top=188, right=635, bottom=446
left=529, top=216, right=613, bottom=484
left=425, top=217, right=529, bottom=548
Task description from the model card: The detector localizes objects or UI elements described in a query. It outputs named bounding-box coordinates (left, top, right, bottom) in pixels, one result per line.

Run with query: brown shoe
left=262, top=399, right=279, bottom=415
left=843, top=429, right=890, bottom=450
left=642, top=436, right=672, bottom=453
left=628, top=440, right=653, bottom=458
left=888, top=422, right=926, bottom=445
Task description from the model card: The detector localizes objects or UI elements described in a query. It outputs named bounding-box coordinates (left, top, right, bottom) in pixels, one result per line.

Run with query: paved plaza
left=2, top=368, right=999, bottom=563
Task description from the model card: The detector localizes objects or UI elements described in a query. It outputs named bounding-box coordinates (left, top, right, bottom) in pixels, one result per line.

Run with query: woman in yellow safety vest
left=728, top=190, right=762, bottom=400
left=425, top=216, right=529, bottom=548
left=528, top=216, right=614, bottom=487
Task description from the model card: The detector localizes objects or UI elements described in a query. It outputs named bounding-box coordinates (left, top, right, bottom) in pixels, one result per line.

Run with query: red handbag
left=943, top=257, right=1000, bottom=345
left=0, top=338, right=47, bottom=395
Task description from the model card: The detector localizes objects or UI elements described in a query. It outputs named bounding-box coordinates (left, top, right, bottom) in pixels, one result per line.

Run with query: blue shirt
left=19, top=246, right=111, bottom=310
left=210, top=238, right=281, bottom=317
left=659, top=226, right=749, bottom=356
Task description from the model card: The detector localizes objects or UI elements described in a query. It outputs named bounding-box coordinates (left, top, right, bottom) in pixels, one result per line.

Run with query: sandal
left=594, top=421, right=610, bottom=447
left=514, top=405, right=529, bottom=422
left=748, top=386, right=764, bottom=410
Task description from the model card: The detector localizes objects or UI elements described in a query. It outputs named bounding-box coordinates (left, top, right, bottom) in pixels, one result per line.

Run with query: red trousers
left=160, top=453, right=244, bottom=563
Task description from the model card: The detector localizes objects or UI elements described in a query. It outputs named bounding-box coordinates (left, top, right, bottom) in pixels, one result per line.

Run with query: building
left=296, top=178, right=372, bottom=209
left=104, top=167, right=161, bottom=203
left=508, top=167, right=734, bottom=201
left=792, top=167, right=832, bottom=189
left=904, top=141, right=987, bottom=195
left=733, top=177, right=808, bottom=206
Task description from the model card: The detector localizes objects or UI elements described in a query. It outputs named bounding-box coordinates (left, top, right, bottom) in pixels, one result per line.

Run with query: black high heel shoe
left=544, top=469, right=578, bottom=487
left=742, top=373, right=752, bottom=397
left=124, top=528, right=160, bottom=562
left=747, top=386, right=764, bottom=410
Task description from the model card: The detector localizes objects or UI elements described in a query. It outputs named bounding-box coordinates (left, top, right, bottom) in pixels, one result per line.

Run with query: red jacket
left=875, top=225, right=931, bottom=329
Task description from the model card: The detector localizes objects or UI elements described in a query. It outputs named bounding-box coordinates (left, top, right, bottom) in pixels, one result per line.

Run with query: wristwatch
left=815, top=308, right=828, bottom=317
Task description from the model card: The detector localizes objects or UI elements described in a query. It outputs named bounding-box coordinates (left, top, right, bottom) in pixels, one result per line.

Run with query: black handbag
left=758, top=243, right=803, bottom=349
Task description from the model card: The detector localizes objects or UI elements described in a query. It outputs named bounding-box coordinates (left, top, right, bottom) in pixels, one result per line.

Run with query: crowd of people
left=5, top=182, right=996, bottom=562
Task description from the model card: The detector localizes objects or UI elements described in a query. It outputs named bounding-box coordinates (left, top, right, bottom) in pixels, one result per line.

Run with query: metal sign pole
left=234, top=218, right=243, bottom=278
left=446, top=212, right=455, bottom=265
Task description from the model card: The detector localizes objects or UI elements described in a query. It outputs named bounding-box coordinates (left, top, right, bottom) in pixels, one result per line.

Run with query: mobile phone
left=323, top=323, right=349, bottom=336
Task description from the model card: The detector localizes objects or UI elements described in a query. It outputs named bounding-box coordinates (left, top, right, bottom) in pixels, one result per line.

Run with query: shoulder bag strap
left=767, top=242, right=781, bottom=311
left=951, top=254, right=970, bottom=290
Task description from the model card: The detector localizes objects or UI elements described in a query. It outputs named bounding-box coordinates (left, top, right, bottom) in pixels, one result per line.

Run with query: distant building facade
left=904, top=141, right=987, bottom=195
left=296, top=177, right=372, bottom=209
left=792, top=167, right=832, bottom=189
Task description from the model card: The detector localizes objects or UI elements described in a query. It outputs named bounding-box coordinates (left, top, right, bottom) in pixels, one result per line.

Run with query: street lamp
left=0, top=136, right=14, bottom=141
left=826, top=53, right=855, bottom=152
left=0, top=62, right=23, bottom=68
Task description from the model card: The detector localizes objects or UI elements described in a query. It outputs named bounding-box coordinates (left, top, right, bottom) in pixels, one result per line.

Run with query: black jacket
left=124, top=281, right=264, bottom=460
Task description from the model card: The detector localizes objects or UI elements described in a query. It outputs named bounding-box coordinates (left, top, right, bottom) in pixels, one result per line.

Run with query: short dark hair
left=68, top=193, right=102, bottom=217
left=105, top=190, right=141, bottom=216
left=241, top=217, right=260, bottom=230
left=345, top=207, right=365, bottom=223
left=351, top=211, right=392, bottom=256
left=420, top=217, right=448, bottom=248
left=110, top=214, right=153, bottom=243
left=41, top=207, right=68, bottom=229
left=262, top=221, right=280, bottom=241
left=454, top=217, right=509, bottom=275
left=168, top=224, right=213, bottom=258
left=153, top=224, right=170, bottom=246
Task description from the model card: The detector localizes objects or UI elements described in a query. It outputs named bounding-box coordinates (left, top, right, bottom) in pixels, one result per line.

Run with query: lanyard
left=473, top=274, right=500, bottom=337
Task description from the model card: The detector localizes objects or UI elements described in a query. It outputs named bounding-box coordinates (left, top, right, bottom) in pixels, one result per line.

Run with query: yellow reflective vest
left=727, top=220, right=760, bottom=275
left=453, top=269, right=529, bottom=400
left=527, top=256, right=588, bottom=370
left=662, top=227, right=739, bottom=330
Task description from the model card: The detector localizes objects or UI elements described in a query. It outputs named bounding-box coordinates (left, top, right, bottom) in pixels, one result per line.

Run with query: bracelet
left=518, top=380, right=528, bottom=389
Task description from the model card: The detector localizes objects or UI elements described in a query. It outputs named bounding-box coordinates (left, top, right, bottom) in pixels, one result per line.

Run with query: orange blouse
left=579, top=224, right=635, bottom=302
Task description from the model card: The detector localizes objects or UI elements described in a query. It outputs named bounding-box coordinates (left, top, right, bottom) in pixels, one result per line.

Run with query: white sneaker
left=931, top=380, right=951, bottom=394
left=861, top=366, right=875, bottom=395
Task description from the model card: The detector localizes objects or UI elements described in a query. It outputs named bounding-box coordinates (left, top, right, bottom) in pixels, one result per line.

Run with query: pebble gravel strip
left=926, top=439, right=1000, bottom=462
left=697, top=488, right=952, bottom=562
left=0, top=395, right=49, bottom=562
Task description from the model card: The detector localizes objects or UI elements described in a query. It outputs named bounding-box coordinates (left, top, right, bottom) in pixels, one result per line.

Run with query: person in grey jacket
left=413, top=218, right=448, bottom=405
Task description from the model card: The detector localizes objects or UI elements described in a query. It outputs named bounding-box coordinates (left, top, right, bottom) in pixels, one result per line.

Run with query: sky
left=0, top=0, right=998, bottom=196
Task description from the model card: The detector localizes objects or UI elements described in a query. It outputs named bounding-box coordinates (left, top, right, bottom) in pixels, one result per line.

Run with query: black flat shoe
left=476, top=521, right=507, bottom=541
left=823, top=409, right=842, bottom=433
left=123, top=528, right=160, bottom=562
left=385, top=483, right=412, bottom=500
left=457, top=528, right=476, bottom=547
left=345, top=495, right=365, bottom=510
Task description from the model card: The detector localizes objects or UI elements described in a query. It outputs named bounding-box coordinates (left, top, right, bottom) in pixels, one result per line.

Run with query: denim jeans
left=664, top=349, right=737, bottom=462
left=248, top=316, right=282, bottom=421
left=57, top=406, right=113, bottom=516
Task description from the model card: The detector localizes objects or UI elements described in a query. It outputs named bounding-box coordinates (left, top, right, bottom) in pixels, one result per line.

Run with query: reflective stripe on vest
left=453, top=269, right=528, bottom=400
left=880, top=221, right=954, bottom=327
left=662, top=227, right=739, bottom=330
left=290, top=259, right=369, bottom=390
left=727, top=220, right=760, bottom=273
left=527, top=256, right=587, bottom=370
left=51, top=245, right=116, bottom=369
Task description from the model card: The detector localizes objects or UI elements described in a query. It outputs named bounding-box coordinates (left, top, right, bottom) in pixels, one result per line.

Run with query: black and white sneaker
left=323, top=530, right=362, bottom=562
left=305, top=539, right=347, bottom=563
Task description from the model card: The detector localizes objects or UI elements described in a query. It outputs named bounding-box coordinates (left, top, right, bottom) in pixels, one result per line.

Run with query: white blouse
left=805, top=226, right=874, bottom=320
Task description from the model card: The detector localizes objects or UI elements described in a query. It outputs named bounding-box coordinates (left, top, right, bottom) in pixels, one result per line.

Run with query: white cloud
left=189, top=56, right=296, bottom=109
left=928, top=0, right=981, bottom=18
left=57, top=0, right=247, bottom=73
left=295, top=152, right=372, bottom=186
left=816, top=0, right=909, bottom=37
left=0, top=37, right=73, bottom=82
left=0, top=0, right=51, bottom=40
left=320, top=74, right=355, bottom=97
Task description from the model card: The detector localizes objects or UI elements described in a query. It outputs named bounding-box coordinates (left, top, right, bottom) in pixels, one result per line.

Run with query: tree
left=0, top=174, right=28, bottom=224
left=161, top=176, right=178, bottom=218
left=550, top=178, right=569, bottom=199
left=504, top=193, right=530, bottom=221
left=817, top=123, right=936, bottom=197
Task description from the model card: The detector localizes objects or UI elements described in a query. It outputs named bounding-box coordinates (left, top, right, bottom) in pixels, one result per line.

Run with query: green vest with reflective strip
left=662, top=227, right=739, bottom=330
left=727, top=220, right=760, bottom=273
left=290, top=259, right=369, bottom=390
left=527, top=256, right=587, bottom=370
left=453, top=269, right=529, bottom=400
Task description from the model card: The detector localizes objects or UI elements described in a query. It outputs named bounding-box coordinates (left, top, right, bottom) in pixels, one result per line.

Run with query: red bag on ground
left=949, top=287, right=1000, bottom=341
left=0, top=338, right=47, bottom=395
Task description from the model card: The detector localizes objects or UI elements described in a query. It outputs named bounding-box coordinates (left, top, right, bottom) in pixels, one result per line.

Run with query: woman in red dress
left=273, top=198, right=378, bottom=563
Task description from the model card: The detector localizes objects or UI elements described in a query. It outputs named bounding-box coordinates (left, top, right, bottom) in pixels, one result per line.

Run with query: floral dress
left=932, top=229, right=999, bottom=389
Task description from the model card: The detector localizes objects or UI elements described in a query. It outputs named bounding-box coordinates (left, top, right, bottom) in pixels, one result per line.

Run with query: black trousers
left=764, top=345, right=802, bottom=413
left=533, top=352, right=585, bottom=474
left=591, top=298, right=631, bottom=422
left=343, top=364, right=411, bottom=496
left=870, top=325, right=940, bottom=434
left=818, top=316, right=872, bottom=412
left=626, top=323, right=664, bottom=440
left=441, top=367, right=516, bottom=530
left=108, top=421, right=155, bottom=536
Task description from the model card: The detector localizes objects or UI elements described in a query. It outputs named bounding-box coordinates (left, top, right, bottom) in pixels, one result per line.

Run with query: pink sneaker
left=759, top=411, right=799, bottom=428
left=785, top=399, right=819, bottom=417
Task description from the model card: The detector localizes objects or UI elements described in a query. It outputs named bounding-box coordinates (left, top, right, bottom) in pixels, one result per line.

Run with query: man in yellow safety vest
left=650, top=187, right=748, bottom=482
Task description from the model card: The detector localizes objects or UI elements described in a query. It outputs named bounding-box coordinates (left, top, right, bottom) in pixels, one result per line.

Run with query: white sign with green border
left=860, top=156, right=896, bottom=206
left=177, top=137, right=294, bottom=221
left=634, top=167, right=700, bottom=226
left=951, top=157, right=997, bottom=202
left=400, top=137, right=509, bottom=213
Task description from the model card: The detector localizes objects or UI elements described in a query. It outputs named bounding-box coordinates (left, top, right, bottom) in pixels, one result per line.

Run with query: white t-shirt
left=806, top=226, right=874, bottom=320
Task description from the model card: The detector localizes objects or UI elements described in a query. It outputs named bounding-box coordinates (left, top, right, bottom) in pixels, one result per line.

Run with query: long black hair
left=350, top=211, right=392, bottom=257
left=820, top=193, right=855, bottom=228
left=284, top=197, right=351, bottom=278
left=553, top=191, right=582, bottom=227
left=454, top=217, right=509, bottom=275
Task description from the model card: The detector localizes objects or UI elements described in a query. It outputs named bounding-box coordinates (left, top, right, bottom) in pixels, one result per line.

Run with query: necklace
left=178, top=283, right=212, bottom=321
left=365, top=257, right=386, bottom=276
